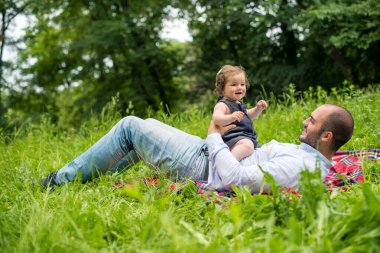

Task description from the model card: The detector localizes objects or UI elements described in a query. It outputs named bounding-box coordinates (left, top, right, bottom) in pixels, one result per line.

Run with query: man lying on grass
left=39, top=104, right=354, bottom=193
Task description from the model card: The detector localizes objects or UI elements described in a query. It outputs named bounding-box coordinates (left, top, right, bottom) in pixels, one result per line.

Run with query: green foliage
left=299, top=0, right=380, bottom=86
left=1, top=0, right=380, bottom=129
left=0, top=0, right=28, bottom=118
left=0, top=86, right=379, bottom=252
left=11, top=0, right=187, bottom=126
left=185, top=0, right=380, bottom=99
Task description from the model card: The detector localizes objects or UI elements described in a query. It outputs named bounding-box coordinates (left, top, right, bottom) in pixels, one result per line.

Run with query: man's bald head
left=320, top=104, right=354, bottom=151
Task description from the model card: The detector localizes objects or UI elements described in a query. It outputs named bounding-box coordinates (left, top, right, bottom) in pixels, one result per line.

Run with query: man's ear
left=321, top=131, right=333, bottom=142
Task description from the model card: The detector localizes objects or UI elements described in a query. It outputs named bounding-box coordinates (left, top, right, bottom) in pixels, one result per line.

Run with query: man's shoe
left=41, top=171, right=58, bottom=188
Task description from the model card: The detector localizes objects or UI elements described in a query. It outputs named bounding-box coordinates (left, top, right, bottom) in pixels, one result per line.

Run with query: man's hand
left=207, top=119, right=236, bottom=136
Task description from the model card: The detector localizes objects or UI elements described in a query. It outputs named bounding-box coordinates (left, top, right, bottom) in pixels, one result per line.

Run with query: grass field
left=1, top=85, right=379, bottom=252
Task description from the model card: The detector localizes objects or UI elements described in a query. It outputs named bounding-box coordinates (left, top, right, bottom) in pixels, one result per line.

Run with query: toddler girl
left=212, top=65, right=268, bottom=161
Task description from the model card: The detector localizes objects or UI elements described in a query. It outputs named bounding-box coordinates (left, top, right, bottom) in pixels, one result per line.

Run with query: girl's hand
left=231, top=111, right=244, bottom=122
left=256, top=100, right=268, bottom=111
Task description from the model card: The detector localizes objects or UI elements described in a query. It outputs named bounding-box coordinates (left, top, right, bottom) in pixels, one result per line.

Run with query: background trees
left=185, top=0, right=380, bottom=100
left=1, top=0, right=379, bottom=129
left=0, top=0, right=27, bottom=123
left=9, top=0, right=186, bottom=127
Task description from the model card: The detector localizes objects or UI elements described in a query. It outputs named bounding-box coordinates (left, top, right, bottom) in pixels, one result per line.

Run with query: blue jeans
left=56, top=116, right=209, bottom=185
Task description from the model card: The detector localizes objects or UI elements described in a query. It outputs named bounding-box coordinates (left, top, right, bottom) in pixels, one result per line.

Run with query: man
left=41, top=104, right=354, bottom=192
left=206, top=104, right=354, bottom=192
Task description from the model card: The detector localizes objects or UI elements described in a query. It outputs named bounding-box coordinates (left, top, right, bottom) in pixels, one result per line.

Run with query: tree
left=5, top=0, right=380, bottom=128
left=0, top=0, right=27, bottom=118
left=185, top=0, right=310, bottom=100
left=299, top=0, right=380, bottom=85
left=184, top=0, right=380, bottom=101
left=15, top=0, right=186, bottom=126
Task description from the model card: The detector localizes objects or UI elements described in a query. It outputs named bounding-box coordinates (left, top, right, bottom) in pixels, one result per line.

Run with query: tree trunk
left=326, top=47, right=354, bottom=83
left=144, top=57, right=170, bottom=113
left=280, top=0, right=297, bottom=65
left=0, top=3, right=27, bottom=116
left=0, top=9, right=7, bottom=114
left=227, top=37, right=239, bottom=63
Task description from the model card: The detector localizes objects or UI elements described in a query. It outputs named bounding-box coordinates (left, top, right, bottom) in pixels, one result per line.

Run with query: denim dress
left=217, top=98, right=258, bottom=148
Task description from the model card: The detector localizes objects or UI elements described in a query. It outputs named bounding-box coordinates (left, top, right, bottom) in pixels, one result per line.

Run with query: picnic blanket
left=324, top=149, right=379, bottom=189
left=114, top=149, right=379, bottom=205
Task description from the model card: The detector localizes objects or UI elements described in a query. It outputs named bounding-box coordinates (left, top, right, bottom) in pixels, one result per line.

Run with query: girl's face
left=222, top=72, right=247, bottom=102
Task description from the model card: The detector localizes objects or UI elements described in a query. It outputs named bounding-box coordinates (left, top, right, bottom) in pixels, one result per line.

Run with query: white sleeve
left=206, top=134, right=303, bottom=191
left=206, top=134, right=264, bottom=191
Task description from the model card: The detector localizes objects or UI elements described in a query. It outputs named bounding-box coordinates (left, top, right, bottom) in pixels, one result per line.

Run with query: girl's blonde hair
left=215, top=65, right=250, bottom=96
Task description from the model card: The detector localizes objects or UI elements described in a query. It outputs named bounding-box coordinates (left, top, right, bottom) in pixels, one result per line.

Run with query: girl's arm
left=247, top=100, right=268, bottom=120
left=212, top=102, right=244, bottom=126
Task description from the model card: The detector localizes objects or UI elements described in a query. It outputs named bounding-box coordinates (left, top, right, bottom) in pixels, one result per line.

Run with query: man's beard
left=299, top=130, right=324, bottom=149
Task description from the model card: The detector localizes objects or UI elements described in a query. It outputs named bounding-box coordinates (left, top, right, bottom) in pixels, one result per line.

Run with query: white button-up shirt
left=206, top=133, right=332, bottom=192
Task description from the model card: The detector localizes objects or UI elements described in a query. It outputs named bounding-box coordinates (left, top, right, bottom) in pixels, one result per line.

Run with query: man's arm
left=207, top=118, right=236, bottom=135
left=206, top=133, right=264, bottom=191
left=207, top=121, right=303, bottom=191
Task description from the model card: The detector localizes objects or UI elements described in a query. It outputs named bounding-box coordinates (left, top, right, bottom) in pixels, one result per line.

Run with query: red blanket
left=324, top=149, right=379, bottom=189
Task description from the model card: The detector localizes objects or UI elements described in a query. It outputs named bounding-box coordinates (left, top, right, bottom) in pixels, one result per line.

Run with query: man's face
left=299, top=106, right=330, bottom=149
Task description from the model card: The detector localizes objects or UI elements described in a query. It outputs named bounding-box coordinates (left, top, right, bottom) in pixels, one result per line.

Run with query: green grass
left=1, top=85, right=379, bottom=252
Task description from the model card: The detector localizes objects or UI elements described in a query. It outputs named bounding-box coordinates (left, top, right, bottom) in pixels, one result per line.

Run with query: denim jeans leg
left=56, top=116, right=207, bottom=185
